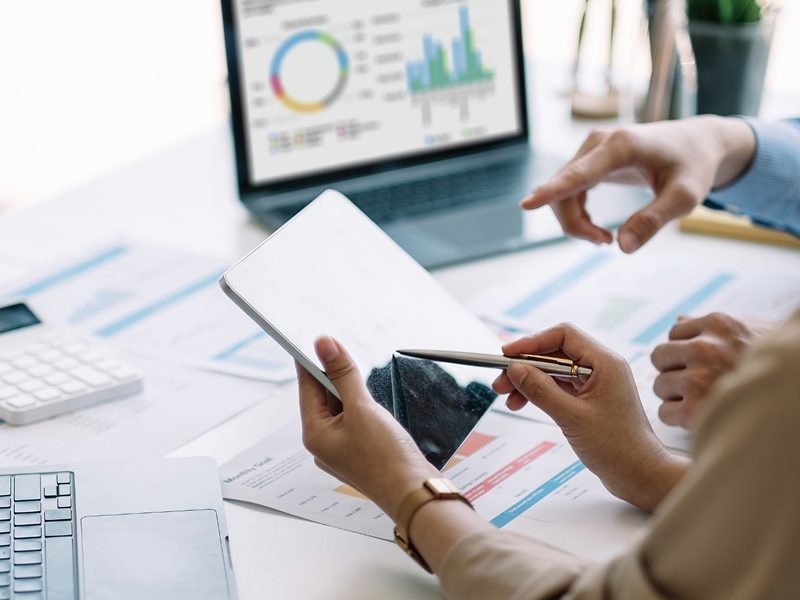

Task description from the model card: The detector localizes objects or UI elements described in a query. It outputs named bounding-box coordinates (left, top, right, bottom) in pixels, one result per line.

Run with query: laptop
left=221, top=0, right=648, bottom=268
left=0, top=458, right=237, bottom=599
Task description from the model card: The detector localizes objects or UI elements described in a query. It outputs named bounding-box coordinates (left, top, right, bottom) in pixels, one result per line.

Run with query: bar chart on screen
left=406, top=5, right=497, bottom=126
left=235, top=0, right=521, bottom=182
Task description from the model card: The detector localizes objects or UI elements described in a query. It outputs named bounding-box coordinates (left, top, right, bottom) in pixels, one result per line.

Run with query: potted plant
left=686, top=0, right=777, bottom=115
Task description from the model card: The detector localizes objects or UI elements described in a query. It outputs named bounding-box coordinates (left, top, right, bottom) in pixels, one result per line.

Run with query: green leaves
left=687, top=0, right=763, bottom=24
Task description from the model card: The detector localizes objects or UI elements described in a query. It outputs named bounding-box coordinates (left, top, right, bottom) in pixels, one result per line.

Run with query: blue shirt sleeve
left=704, top=117, right=800, bottom=237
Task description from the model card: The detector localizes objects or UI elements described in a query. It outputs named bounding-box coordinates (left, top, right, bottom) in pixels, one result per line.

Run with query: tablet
left=220, top=190, right=504, bottom=469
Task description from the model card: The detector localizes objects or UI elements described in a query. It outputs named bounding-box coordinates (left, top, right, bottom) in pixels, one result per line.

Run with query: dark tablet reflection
left=366, top=355, right=496, bottom=469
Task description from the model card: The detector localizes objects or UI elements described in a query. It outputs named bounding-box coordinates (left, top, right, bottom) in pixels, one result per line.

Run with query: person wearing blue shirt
left=520, top=115, right=800, bottom=429
left=521, top=115, right=800, bottom=248
left=705, top=118, right=800, bottom=236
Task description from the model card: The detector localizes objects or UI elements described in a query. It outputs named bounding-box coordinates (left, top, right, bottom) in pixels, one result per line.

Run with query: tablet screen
left=222, top=190, right=503, bottom=469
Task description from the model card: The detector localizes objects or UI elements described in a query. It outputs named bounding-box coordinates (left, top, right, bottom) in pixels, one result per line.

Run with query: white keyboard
left=0, top=330, right=143, bottom=426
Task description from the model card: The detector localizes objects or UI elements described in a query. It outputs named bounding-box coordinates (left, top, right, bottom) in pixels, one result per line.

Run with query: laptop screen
left=226, top=0, right=525, bottom=190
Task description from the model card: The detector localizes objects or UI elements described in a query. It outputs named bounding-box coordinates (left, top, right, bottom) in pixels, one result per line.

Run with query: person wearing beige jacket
left=297, top=311, right=799, bottom=598
left=296, top=116, right=800, bottom=599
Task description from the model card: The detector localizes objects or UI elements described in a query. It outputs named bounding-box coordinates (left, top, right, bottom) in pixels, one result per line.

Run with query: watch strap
left=393, top=478, right=473, bottom=573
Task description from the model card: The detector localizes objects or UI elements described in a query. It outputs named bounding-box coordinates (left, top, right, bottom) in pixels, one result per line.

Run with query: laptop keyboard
left=269, top=158, right=533, bottom=224
left=0, top=472, right=76, bottom=600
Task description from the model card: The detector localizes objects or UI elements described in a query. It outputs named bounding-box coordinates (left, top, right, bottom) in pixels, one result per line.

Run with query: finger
left=505, top=390, right=528, bottom=411
left=496, top=366, right=576, bottom=396
left=520, top=131, right=605, bottom=206
left=576, top=194, right=614, bottom=244
left=602, top=165, right=651, bottom=186
left=650, top=341, right=693, bottom=371
left=550, top=192, right=613, bottom=243
left=573, top=127, right=609, bottom=155
left=492, top=371, right=515, bottom=395
left=658, top=400, right=686, bottom=428
left=668, top=316, right=707, bottom=340
left=521, top=142, right=633, bottom=209
left=296, top=360, right=335, bottom=430
left=505, top=362, right=576, bottom=424
left=617, top=180, right=700, bottom=253
left=314, top=336, right=367, bottom=405
left=502, top=323, right=605, bottom=367
left=653, top=370, right=685, bottom=401
left=556, top=378, right=582, bottom=394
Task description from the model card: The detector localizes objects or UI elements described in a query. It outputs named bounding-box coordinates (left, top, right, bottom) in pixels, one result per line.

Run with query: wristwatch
left=393, top=478, right=473, bottom=573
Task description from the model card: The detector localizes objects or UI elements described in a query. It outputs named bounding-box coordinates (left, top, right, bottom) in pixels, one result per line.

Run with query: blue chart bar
left=406, top=5, right=494, bottom=94
left=215, top=332, right=265, bottom=361
left=69, top=289, right=135, bottom=325
left=95, top=271, right=223, bottom=338
left=631, top=273, right=734, bottom=345
left=505, top=253, right=610, bottom=320
left=11, top=246, right=128, bottom=297
left=490, top=461, right=585, bottom=528
left=214, top=332, right=284, bottom=371
left=452, top=38, right=463, bottom=78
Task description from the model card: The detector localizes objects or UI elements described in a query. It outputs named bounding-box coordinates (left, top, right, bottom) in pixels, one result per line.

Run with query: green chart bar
left=406, top=5, right=494, bottom=94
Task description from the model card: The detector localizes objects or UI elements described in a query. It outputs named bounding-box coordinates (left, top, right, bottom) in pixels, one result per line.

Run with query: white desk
left=1, top=113, right=798, bottom=599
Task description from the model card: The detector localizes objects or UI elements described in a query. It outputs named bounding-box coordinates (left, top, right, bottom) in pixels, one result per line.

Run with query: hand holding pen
left=487, top=323, right=685, bottom=512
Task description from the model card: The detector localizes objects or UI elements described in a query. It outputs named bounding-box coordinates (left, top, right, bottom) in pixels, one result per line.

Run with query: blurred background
left=0, top=0, right=796, bottom=211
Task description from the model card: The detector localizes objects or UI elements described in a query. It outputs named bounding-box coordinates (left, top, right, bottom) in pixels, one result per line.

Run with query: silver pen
left=396, top=349, right=593, bottom=380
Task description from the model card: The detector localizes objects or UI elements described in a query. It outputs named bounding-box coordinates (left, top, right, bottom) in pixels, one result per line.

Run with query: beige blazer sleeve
left=440, top=310, right=800, bottom=600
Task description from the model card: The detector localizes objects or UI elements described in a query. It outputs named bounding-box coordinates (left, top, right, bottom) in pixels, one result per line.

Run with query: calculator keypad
left=0, top=334, right=143, bottom=425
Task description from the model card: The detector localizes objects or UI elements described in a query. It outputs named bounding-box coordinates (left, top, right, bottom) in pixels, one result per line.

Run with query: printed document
left=0, top=353, right=269, bottom=467
left=473, top=246, right=800, bottom=451
left=1, top=244, right=294, bottom=382
left=219, top=411, right=648, bottom=561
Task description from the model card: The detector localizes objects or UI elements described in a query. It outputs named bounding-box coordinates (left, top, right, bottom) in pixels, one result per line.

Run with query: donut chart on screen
left=270, top=30, right=349, bottom=113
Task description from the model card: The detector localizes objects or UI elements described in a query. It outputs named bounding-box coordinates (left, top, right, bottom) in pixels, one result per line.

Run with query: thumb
left=315, top=336, right=368, bottom=405
left=617, top=181, right=699, bottom=253
left=506, top=362, right=575, bottom=424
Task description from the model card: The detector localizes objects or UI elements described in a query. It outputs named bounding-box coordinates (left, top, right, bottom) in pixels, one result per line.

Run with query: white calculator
left=0, top=301, right=143, bottom=425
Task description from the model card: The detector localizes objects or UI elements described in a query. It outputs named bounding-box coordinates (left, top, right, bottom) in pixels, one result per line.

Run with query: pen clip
left=515, top=353, right=575, bottom=367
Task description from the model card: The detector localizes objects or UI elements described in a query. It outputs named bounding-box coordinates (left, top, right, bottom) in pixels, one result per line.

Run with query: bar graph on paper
left=2, top=245, right=295, bottom=382
left=406, top=5, right=496, bottom=126
left=472, top=247, right=800, bottom=452
left=475, top=249, right=800, bottom=350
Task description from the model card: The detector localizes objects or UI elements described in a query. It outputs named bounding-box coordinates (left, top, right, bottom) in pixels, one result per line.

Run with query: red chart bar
left=464, top=441, right=556, bottom=502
